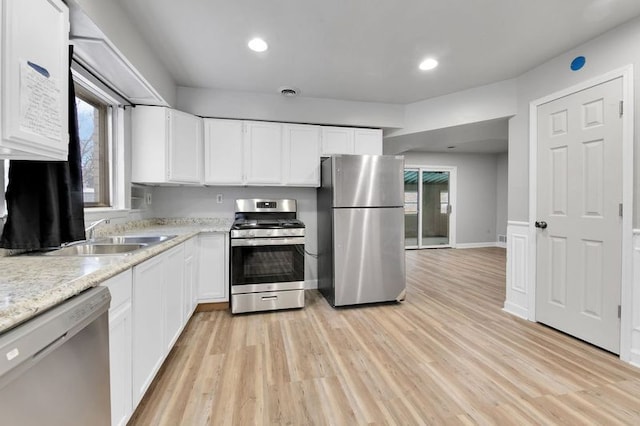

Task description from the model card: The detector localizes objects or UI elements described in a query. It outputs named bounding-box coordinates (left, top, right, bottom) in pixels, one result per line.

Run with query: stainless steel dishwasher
left=0, top=286, right=111, bottom=426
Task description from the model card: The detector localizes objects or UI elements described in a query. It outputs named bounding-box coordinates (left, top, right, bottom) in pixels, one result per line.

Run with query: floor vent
left=498, top=234, right=507, bottom=243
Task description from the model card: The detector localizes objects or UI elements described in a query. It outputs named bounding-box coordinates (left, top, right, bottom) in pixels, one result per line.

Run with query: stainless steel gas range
left=229, top=199, right=305, bottom=314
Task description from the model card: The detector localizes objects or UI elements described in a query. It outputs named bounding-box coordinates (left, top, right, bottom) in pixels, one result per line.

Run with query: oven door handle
left=231, top=237, right=305, bottom=247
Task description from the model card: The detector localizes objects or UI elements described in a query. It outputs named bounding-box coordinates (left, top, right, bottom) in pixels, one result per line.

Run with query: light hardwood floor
left=129, top=248, right=640, bottom=425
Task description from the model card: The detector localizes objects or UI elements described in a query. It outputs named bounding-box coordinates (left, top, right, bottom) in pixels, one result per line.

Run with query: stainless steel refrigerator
left=317, top=154, right=406, bottom=307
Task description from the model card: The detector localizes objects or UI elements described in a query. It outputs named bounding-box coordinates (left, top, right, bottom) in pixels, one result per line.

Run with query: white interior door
left=535, top=77, right=623, bottom=354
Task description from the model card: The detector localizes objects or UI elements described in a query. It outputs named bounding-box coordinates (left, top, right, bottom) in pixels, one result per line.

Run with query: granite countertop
left=0, top=217, right=233, bottom=334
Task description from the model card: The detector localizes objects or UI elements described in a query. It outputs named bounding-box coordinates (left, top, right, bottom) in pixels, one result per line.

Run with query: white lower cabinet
left=198, top=233, right=229, bottom=302
left=132, top=243, right=186, bottom=406
left=163, top=244, right=185, bottom=351
left=103, top=235, right=218, bottom=423
left=183, top=237, right=197, bottom=322
left=132, top=254, right=165, bottom=406
left=101, top=270, right=133, bottom=426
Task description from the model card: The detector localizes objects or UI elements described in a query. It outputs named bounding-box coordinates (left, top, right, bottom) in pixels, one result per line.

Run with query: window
left=74, top=84, right=110, bottom=207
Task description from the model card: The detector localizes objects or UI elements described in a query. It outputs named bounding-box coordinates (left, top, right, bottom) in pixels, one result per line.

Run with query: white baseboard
left=456, top=242, right=498, bottom=249
left=305, top=279, right=318, bottom=290
left=503, top=302, right=528, bottom=319
left=496, top=241, right=507, bottom=249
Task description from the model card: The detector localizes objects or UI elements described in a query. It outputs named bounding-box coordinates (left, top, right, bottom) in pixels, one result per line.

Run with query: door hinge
left=619, top=203, right=623, bottom=217
left=447, top=204, right=452, bottom=214
left=619, top=100, right=624, bottom=117
left=618, top=305, right=622, bottom=319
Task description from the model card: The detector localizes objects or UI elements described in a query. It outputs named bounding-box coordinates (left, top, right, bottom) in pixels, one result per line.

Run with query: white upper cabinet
left=354, top=128, right=383, bottom=155
left=0, top=0, right=69, bottom=160
left=186, top=118, right=380, bottom=187
left=321, top=126, right=354, bottom=156
left=283, top=124, right=321, bottom=186
left=321, top=126, right=383, bottom=156
left=132, top=106, right=202, bottom=184
left=244, top=121, right=282, bottom=185
left=204, top=118, right=320, bottom=187
left=203, top=118, right=243, bottom=185
left=168, top=109, right=202, bottom=183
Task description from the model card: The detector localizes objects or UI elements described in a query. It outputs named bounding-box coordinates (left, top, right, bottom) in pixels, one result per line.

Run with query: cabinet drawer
left=231, top=290, right=304, bottom=314
left=102, top=270, right=133, bottom=310
left=184, top=237, right=195, bottom=258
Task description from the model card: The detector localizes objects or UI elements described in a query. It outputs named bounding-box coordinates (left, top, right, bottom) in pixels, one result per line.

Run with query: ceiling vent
left=279, top=87, right=299, bottom=97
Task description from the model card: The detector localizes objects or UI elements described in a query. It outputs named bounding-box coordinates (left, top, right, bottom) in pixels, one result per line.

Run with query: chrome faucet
left=85, top=218, right=110, bottom=240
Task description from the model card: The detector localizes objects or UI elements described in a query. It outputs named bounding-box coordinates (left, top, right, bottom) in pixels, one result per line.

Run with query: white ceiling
left=118, top=0, right=640, bottom=105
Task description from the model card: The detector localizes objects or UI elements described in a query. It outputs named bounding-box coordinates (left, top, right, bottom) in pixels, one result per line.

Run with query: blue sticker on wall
left=570, top=56, right=586, bottom=71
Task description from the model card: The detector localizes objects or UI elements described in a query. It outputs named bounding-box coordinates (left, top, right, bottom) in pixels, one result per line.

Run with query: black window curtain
left=0, top=45, right=86, bottom=249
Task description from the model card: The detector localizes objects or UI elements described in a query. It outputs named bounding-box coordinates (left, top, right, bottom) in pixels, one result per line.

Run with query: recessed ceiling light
left=248, top=37, right=268, bottom=52
left=419, top=58, right=439, bottom=71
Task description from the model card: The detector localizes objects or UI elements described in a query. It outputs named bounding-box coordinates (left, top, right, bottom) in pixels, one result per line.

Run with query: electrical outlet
left=216, top=194, right=223, bottom=204
left=145, top=192, right=152, bottom=205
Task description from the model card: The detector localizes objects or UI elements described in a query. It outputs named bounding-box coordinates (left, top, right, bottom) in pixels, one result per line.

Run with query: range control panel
left=256, top=201, right=277, bottom=209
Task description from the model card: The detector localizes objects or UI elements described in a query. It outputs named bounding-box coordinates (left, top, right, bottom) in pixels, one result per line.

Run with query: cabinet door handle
left=261, top=296, right=278, bottom=301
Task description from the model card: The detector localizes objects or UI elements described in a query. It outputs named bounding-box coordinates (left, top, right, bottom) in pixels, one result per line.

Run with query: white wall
left=177, top=87, right=405, bottom=129
left=385, top=79, right=517, bottom=139
left=496, top=152, right=508, bottom=239
left=509, top=14, right=640, bottom=224
left=149, top=186, right=318, bottom=287
left=403, top=152, right=499, bottom=245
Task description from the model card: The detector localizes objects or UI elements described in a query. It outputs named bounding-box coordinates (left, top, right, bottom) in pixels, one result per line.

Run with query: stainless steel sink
left=95, top=235, right=177, bottom=245
left=42, top=235, right=177, bottom=256
left=45, top=243, right=148, bottom=256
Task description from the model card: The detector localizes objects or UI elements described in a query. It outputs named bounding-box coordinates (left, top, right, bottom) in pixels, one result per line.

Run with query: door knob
left=535, top=221, right=547, bottom=229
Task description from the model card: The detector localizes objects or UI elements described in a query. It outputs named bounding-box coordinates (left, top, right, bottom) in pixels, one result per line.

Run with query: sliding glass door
left=404, top=167, right=456, bottom=249
left=404, top=169, right=419, bottom=248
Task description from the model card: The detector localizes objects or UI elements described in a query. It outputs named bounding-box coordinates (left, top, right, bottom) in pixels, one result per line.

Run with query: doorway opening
left=404, top=166, right=457, bottom=249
